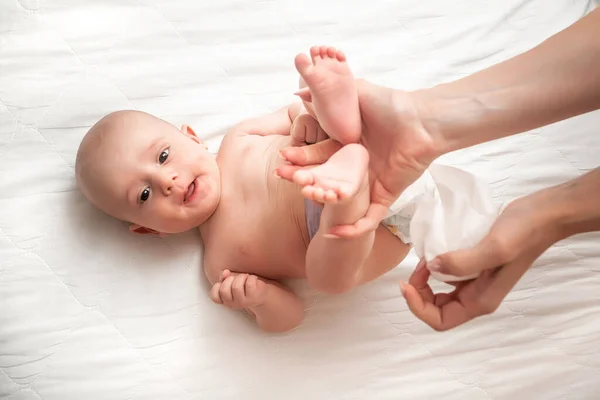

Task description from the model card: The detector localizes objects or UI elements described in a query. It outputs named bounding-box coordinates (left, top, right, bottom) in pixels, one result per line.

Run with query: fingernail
left=278, top=150, right=285, bottom=159
left=428, top=259, right=441, bottom=272
left=399, top=281, right=407, bottom=298
left=416, top=257, right=426, bottom=272
left=274, top=170, right=281, bottom=178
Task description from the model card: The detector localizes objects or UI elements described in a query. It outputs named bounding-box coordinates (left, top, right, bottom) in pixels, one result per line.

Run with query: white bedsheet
left=1, top=0, right=600, bottom=399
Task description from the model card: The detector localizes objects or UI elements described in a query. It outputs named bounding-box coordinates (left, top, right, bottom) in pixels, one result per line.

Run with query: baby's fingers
left=210, top=282, right=223, bottom=304
left=232, top=274, right=249, bottom=304
left=220, top=269, right=232, bottom=281
left=218, top=276, right=235, bottom=305
left=246, top=275, right=267, bottom=306
left=245, top=274, right=258, bottom=295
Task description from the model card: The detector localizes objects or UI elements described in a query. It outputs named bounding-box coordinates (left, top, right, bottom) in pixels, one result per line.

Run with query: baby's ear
left=129, top=224, right=166, bottom=237
left=181, top=124, right=200, bottom=142
left=181, top=124, right=208, bottom=149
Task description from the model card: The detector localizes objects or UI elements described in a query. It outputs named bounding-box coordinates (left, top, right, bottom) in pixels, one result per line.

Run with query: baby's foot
left=294, top=46, right=361, bottom=145
left=293, top=143, right=369, bottom=204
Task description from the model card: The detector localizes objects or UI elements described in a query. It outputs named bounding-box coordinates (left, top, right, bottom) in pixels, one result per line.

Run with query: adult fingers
left=407, top=258, right=434, bottom=302
left=294, top=87, right=312, bottom=102
left=327, top=203, right=388, bottom=238
left=404, top=261, right=476, bottom=331
left=280, top=139, right=341, bottom=166
left=429, top=232, right=513, bottom=278
left=275, top=164, right=317, bottom=183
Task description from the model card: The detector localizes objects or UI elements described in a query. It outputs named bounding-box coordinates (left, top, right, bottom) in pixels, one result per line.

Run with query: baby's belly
left=268, top=210, right=309, bottom=278
left=230, top=135, right=310, bottom=279
left=238, top=199, right=309, bottom=281
left=243, top=232, right=308, bottom=280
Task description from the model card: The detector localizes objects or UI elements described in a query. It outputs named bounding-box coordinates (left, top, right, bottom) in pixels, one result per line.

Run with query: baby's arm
left=232, top=102, right=305, bottom=136
left=206, top=268, right=305, bottom=333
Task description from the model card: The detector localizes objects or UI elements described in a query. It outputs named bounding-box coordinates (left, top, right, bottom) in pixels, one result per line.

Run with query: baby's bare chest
left=204, top=207, right=308, bottom=280
left=203, top=154, right=310, bottom=279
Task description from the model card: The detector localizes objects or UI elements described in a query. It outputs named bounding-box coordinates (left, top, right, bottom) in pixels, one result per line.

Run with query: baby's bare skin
left=74, top=41, right=418, bottom=332
left=200, top=131, right=310, bottom=281
left=75, top=104, right=409, bottom=333
left=204, top=108, right=409, bottom=330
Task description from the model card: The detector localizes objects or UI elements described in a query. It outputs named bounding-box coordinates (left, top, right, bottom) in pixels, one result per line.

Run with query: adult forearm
left=553, top=167, right=600, bottom=239
left=414, top=7, right=600, bottom=154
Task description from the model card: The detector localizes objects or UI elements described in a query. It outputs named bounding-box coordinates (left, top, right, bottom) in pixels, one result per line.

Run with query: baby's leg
left=294, top=144, right=365, bottom=203
left=295, top=46, right=361, bottom=144
left=304, top=144, right=374, bottom=294
left=291, top=48, right=365, bottom=203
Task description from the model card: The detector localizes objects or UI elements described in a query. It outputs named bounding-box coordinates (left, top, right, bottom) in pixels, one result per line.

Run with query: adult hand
left=400, top=187, right=566, bottom=331
left=280, top=80, right=440, bottom=237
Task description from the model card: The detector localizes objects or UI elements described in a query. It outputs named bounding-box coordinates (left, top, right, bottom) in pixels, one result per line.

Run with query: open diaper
left=384, top=164, right=501, bottom=282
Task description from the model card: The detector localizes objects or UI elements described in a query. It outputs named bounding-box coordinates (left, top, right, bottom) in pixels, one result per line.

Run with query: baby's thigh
left=357, top=225, right=411, bottom=286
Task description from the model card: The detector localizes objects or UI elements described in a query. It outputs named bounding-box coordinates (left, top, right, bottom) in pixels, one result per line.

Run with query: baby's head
left=75, top=110, right=221, bottom=235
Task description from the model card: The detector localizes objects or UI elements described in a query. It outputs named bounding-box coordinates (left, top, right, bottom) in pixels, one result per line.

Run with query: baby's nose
left=157, top=169, right=178, bottom=195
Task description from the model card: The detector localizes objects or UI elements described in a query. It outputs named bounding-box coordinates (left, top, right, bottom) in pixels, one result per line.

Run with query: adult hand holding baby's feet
left=280, top=80, right=440, bottom=237
left=210, top=270, right=268, bottom=309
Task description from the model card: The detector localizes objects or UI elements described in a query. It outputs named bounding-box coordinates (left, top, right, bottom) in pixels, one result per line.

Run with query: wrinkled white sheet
left=1, top=1, right=599, bottom=399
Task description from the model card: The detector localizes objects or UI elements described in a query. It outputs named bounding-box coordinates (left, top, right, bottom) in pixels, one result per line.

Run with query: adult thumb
left=281, top=139, right=341, bottom=166
left=430, top=235, right=508, bottom=277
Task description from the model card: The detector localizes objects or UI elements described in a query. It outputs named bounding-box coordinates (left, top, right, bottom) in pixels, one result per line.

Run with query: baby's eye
left=140, top=188, right=150, bottom=203
left=159, top=148, right=169, bottom=164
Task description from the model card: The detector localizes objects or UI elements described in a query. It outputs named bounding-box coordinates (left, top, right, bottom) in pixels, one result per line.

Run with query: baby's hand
left=290, top=113, right=329, bottom=146
left=209, top=270, right=268, bottom=309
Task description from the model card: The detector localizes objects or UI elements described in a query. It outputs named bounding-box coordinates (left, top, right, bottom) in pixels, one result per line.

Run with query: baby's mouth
left=183, top=179, right=196, bottom=204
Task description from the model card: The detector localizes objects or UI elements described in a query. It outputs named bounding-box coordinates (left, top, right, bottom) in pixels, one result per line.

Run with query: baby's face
left=85, top=113, right=221, bottom=234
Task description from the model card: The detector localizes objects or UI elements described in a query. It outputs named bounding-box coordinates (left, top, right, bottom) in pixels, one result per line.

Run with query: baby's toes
left=318, top=45, right=329, bottom=59
left=312, top=187, right=328, bottom=203
left=293, top=169, right=316, bottom=186
left=301, top=186, right=322, bottom=203
left=336, top=186, right=352, bottom=201
left=301, top=185, right=315, bottom=200
left=294, top=53, right=314, bottom=76
left=323, top=189, right=339, bottom=204
left=310, top=46, right=322, bottom=62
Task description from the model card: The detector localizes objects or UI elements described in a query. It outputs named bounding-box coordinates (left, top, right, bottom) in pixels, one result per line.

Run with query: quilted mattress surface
left=1, top=0, right=599, bottom=399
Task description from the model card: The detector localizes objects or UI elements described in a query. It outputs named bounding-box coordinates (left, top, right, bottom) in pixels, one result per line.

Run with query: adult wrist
left=551, top=170, right=600, bottom=239
left=410, top=86, right=482, bottom=158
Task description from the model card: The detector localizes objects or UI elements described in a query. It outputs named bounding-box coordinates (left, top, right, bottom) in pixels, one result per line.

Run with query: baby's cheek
left=141, top=202, right=170, bottom=229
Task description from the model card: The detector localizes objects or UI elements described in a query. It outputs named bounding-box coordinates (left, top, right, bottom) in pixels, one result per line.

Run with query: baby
left=75, top=46, right=415, bottom=332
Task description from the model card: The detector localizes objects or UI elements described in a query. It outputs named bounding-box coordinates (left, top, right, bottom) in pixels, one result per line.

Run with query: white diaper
left=381, top=163, right=501, bottom=282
